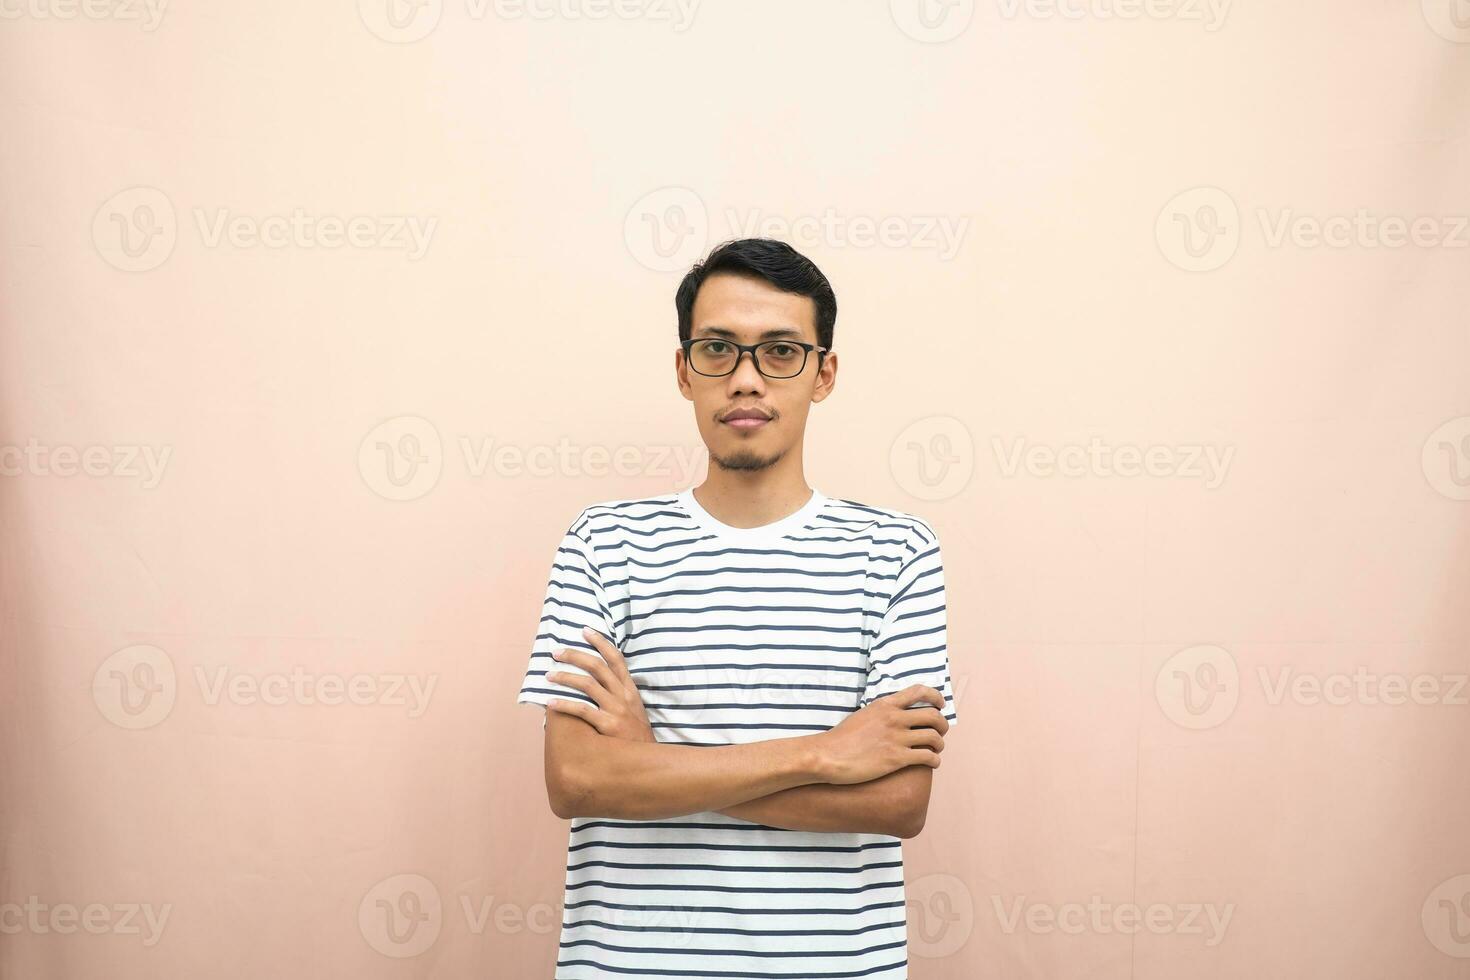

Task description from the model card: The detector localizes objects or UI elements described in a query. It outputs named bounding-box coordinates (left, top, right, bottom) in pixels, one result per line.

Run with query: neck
left=690, top=467, right=814, bottom=530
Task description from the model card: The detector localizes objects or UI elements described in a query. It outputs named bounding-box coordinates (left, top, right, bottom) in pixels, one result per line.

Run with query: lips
left=722, top=409, right=771, bottom=430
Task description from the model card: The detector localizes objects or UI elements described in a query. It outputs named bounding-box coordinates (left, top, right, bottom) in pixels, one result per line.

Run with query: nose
left=727, top=348, right=767, bottom=393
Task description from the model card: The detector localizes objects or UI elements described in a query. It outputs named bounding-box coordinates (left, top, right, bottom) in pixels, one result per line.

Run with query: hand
left=545, top=626, right=656, bottom=743
left=814, top=684, right=949, bottom=784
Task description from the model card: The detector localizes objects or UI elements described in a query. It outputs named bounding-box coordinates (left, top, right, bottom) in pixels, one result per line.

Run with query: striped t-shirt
left=516, top=485, right=958, bottom=979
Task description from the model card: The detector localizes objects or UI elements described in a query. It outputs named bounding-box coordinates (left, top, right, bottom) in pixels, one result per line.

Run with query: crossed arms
left=534, top=627, right=951, bottom=839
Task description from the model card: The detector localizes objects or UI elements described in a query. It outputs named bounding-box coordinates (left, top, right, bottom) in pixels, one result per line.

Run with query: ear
left=811, top=350, right=837, bottom=403
left=674, top=348, right=694, bottom=401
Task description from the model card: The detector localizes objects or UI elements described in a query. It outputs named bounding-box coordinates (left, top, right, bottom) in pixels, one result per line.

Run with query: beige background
left=3, top=1, right=1470, bottom=977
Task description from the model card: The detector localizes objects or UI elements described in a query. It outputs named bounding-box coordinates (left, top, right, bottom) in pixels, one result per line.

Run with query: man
left=516, top=237, right=959, bottom=978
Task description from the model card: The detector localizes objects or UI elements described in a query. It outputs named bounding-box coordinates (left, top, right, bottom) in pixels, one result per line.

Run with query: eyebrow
left=693, top=326, right=807, bottom=341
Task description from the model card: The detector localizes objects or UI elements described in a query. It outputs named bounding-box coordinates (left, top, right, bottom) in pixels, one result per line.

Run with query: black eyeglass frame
left=679, top=338, right=830, bottom=379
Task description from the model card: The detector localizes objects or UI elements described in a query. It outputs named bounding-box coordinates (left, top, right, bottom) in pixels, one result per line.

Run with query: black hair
left=675, top=238, right=836, bottom=351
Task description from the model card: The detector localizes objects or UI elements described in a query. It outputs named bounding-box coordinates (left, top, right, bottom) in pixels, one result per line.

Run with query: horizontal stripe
left=561, top=898, right=907, bottom=916
left=553, top=957, right=907, bottom=978
left=566, top=838, right=900, bottom=854
left=569, top=819, right=903, bottom=837
left=642, top=701, right=857, bottom=714
left=565, top=859, right=903, bottom=875
left=558, top=936, right=906, bottom=959
left=563, top=879, right=905, bottom=895
left=560, top=916, right=906, bottom=937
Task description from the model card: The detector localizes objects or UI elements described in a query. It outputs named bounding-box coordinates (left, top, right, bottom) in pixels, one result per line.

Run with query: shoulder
left=821, top=493, right=939, bottom=552
left=564, top=491, right=685, bottom=542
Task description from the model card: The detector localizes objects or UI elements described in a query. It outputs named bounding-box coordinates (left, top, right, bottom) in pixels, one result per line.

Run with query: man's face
left=676, top=271, right=836, bottom=473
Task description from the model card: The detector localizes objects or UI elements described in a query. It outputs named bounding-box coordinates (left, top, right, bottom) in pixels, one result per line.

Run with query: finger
left=907, top=747, right=941, bottom=769
left=582, top=626, right=632, bottom=683
left=889, top=684, right=944, bottom=711
left=554, top=647, right=619, bottom=693
left=546, top=697, right=604, bottom=732
left=902, top=706, right=949, bottom=735
left=547, top=671, right=610, bottom=708
left=907, top=728, right=945, bottom=753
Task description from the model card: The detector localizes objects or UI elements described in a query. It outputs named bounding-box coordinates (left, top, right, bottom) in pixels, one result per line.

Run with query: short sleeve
left=515, top=518, right=619, bottom=729
left=858, top=525, right=958, bottom=726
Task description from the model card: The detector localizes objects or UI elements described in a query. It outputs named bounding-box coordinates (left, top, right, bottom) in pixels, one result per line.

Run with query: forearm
left=717, top=766, right=931, bottom=837
left=551, top=722, right=829, bottom=820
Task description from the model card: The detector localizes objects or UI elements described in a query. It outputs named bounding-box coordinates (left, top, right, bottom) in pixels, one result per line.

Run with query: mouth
left=721, top=409, right=772, bottom=431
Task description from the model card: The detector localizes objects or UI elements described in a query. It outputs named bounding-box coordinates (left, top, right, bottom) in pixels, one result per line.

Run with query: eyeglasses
left=680, top=338, right=829, bottom=379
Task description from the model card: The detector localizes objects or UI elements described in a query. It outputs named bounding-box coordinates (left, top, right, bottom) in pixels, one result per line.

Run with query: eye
left=703, top=340, right=731, bottom=354
left=765, top=343, right=800, bottom=359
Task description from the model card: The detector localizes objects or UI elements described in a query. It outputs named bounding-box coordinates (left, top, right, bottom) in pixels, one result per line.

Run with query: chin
left=711, top=448, right=785, bottom=473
